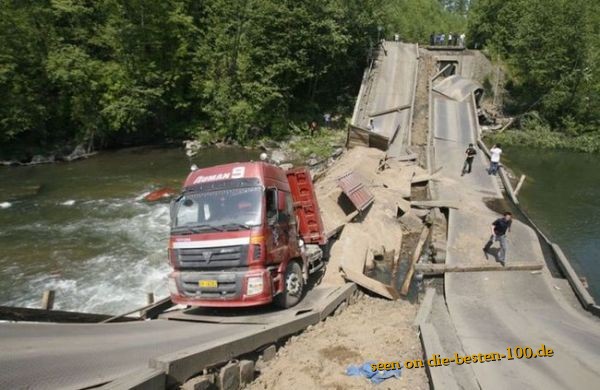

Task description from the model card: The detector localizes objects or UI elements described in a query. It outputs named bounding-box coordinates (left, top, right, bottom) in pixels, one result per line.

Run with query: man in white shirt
left=488, top=143, right=502, bottom=175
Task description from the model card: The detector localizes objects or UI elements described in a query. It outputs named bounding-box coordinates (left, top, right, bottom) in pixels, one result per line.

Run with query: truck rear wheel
left=274, top=261, right=304, bottom=308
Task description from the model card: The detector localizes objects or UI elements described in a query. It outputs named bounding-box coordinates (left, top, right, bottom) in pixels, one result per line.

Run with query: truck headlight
left=168, top=276, right=179, bottom=295
left=246, top=276, right=264, bottom=296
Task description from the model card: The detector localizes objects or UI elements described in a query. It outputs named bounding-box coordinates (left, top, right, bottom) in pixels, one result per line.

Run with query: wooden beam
left=400, top=226, right=430, bottom=296
left=414, top=262, right=543, bottom=275
left=102, top=296, right=173, bottom=323
left=369, top=104, right=411, bottom=118
left=341, top=268, right=400, bottom=300
left=41, top=290, right=55, bottom=310
left=514, top=174, right=526, bottom=196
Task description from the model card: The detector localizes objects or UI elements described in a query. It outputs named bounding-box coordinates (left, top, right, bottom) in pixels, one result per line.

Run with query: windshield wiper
left=171, top=224, right=224, bottom=234
left=219, top=222, right=251, bottom=231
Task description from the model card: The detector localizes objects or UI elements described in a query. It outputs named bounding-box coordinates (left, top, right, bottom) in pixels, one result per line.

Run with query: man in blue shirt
left=483, top=212, right=512, bottom=265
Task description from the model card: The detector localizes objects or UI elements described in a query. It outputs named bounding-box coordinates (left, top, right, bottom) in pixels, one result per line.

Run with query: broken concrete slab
left=218, top=361, right=240, bottom=390
left=182, top=374, right=214, bottom=390
left=239, top=360, right=254, bottom=385
left=261, top=345, right=276, bottom=362
left=396, top=198, right=412, bottom=215
left=398, top=211, right=424, bottom=232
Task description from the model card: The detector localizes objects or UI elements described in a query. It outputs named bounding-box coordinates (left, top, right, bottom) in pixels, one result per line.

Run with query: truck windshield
left=173, top=186, right=262, bottom=230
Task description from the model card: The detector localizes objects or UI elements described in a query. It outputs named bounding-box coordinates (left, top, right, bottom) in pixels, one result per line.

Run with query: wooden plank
left=514, top=174, right=526, bottom=196
left=410, top=200, right=459, bottom=209
left=102, top=297, right=173, bottom=323
left=41, top=290, right=55, bottom=310
left=400, top=226, right=430, bottom=296
left=347, top=125, right=370, bottom=148
left=414, top=262, right=543, bottom=275
left=340, top=268, right=400, bottom=300
left=141, top=297, right=176, bottom=320
left=0, top=306, right=137, bottom=323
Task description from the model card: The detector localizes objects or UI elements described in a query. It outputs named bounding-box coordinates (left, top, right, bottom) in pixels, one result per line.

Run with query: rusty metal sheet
left=337, top=171, right=374, bottom=212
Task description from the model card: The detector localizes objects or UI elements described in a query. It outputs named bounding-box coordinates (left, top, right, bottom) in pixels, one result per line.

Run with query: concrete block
left=218, top=361, right=240, bottom=390
left=239, top=360, right=254, bottom=385
left=182, top=374, right=214, bottom=390
left=261, top=345, right=276, bottom=362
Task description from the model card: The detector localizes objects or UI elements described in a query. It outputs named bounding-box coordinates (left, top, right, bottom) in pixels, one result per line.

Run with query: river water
left=505, top=147, right=600, bottom=302
left=0, top=147, right=257, bottom=314
left=1, top=146, right=598, bottom=313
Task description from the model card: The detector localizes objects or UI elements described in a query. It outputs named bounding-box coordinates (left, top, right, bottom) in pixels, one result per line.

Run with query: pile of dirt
left=247, top=295, right=429, bottom=390
left=313, top=146, right=425, bottom=288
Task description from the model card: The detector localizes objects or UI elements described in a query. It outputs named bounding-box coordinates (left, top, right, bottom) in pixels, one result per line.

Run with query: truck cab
left=167, top=161, right=326, bottom=308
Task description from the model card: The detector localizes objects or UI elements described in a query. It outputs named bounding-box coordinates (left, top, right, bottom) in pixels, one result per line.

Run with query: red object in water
left=144, top=187, right=178, bottom=202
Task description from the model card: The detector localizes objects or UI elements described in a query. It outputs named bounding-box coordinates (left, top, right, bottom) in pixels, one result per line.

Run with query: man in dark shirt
left=483, top=212, right=512, bottom=265
left=461, top=143, right=477, bottom=176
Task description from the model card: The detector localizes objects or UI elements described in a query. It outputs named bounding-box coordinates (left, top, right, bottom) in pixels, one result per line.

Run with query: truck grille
left=174, top=245, right=249, bottom=270
left=178, top=272, right=242, bottom=299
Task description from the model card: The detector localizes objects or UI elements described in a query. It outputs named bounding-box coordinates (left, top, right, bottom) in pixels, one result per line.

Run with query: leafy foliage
left=0, top=0, right=380, bottom=157
left=469, top=0, right=599, bottom=142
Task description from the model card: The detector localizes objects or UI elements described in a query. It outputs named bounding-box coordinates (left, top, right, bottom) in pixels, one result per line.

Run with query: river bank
left=484, top=129, right=600, bottom=154
left=502, top=146, right=600, bottom=302
left=0, top=147, right=260, bottom=313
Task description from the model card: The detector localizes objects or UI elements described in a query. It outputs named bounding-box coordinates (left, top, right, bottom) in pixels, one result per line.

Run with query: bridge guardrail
left=471, top=91, right=599, bottom=317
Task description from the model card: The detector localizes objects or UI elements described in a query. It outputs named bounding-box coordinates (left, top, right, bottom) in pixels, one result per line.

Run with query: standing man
left=484, top=212, right=512, bottom=265
left=488, top=143, right=502, bottom=175
left=461, top=143, right=477, bottom=176
left=323, top=112, right=331, bottom=128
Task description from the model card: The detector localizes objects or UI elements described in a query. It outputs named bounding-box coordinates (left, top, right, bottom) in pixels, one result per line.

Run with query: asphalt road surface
left=431, top=83, right=600, bottom=389
left=360, top=41, right=417, bottom=157
left=0, top=286, right=340, bottom=389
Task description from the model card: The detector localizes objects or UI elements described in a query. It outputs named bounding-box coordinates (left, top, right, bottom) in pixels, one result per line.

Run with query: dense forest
left=0, top=0, right=465, bottom=159
left=2, top=0, right=596, bottom=159
left=469, top=0, right=600, bottom=151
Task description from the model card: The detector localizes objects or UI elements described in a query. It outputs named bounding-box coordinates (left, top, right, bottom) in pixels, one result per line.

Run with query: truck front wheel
left=274, top=261, right=304, bottom=308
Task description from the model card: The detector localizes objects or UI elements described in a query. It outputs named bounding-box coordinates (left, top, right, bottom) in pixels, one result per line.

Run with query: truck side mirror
left=277, top=190, right=286, bottom=212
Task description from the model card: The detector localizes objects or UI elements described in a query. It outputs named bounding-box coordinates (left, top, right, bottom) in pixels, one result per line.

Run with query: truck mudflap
left=286, top=168, right=327, bottom=245
left=169, top=269, right=274, bottom=307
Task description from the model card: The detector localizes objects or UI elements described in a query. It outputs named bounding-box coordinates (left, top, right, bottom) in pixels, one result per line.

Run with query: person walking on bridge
left=488, top=143, right=502, bottom=175
left=484, top=212, right=512, bottom=265
left=461, top=143, right=477, bottom=176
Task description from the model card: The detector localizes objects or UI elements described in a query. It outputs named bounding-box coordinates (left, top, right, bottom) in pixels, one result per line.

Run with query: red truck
left=167, top=161, right=327, bottom=308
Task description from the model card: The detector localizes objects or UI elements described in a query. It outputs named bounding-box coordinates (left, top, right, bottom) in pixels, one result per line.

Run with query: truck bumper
left=169, top=269, right=274, bottom=307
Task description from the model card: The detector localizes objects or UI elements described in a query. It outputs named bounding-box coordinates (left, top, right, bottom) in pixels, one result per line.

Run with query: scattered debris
left=337, top=171, right=374, bottom=212
left=400, top=226, right=430, bottom=296
left=143, top=188, right=178, bottom=203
